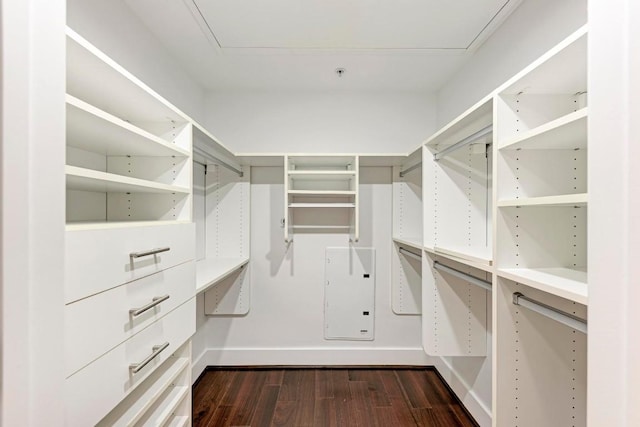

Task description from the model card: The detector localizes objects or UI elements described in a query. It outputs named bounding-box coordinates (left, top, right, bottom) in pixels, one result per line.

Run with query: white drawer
left=65, top=261, right=195, bottom=377
left=65, top=223, right=195, bottom=303
left=65, top=298, right=195, bottom=427
left=96, top=342, right=191, bottom=427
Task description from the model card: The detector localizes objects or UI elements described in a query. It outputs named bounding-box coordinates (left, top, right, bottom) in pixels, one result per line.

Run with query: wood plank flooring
left=193, top=368, right=478, bottom=427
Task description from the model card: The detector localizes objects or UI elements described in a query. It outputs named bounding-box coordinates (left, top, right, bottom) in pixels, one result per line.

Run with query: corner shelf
left=499, top=108, right=587, bottom=150
left=66, top=166, right=190, bottom=194
left=497, top=267, right=588, bottom=305
left=498, top=193, right=588, bottom=208
left=195, top=257, right=250, bottom=294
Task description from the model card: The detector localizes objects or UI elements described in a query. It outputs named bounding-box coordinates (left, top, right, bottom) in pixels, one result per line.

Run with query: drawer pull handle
left=129, top=295, right=170, bottom=317
left=129, top=342, right=169, bottom=374
left=129, top=247, right=170, bottom=259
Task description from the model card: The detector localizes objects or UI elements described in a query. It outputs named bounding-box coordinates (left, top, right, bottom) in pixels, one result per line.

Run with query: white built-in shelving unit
left=64, top=27, right=199, bottom=427
left=421, top=96, right=493, bottom=357
left=493, top=25, right=588, bottom=427
left=284, top=154, right=359, bottom=242
left=192, top=126, right=251, bottom=313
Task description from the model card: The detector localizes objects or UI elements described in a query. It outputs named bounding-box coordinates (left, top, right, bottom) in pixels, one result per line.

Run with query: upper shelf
left=66, top=28, right=186, bottom=125
left=424, top=97, right=493, bottom=151
left=500, top=108, right=587, bottom=150
left=499, top=25, right=587, bottom=95
left=287, top=155, right=356, bottom=171
left=66, top=166, right=190, bottom=194
left=288, top=171, right=356, bottom=181
left=66, top=95, right=189, bottom=158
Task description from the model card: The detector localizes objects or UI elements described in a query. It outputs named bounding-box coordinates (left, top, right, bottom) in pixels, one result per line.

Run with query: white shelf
left=66, top=95, right=189, bottom=158
left=499, top=26, right=588, bottom=95
left=66, top=220, right=191, bottom=231
left=66, top=165, right=190, bottom=194
left=288, top=171, right=356, bottom=182
left=392, top=236, right=423, bottom=252
left=291, top=225, right=351, bottom=230
left=196, top=257, right=249, bottom=294
left=498, top=267, right=588, bottom=305
left=288, top=203, right=355, bottom=208
left=424, top=97, right=493, bottom=149
left=500, top=108, right=588, bottom=150
left=288, top=190, right=355, bottom=196
left=498, top=193, right=588, bottom=208
left=66, top=28, right=186, bottom=124
left=287, top=155, right=356, bottom=170
left=433, top=245, right=493, bottom=273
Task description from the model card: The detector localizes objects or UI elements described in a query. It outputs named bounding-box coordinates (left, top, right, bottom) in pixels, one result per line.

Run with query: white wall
left=436, top=0, right=587, bottom=126
left=205, top=90, right=436, bottom=153
left=194, top=167, right=430, bottom=367
left=67, top=0, right=207, bottom=123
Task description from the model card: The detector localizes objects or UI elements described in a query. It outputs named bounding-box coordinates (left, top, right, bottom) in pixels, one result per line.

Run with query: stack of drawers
left=64, top=223, right=196, bottom=426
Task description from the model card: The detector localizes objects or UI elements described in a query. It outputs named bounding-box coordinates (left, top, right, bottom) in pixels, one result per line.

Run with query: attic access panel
left=324, top=247, right=375, bottom=341
left=193, top=0, right=521, bottom=50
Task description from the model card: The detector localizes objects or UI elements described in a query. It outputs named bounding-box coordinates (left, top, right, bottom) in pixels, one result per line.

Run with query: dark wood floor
left=192, top=367, right=478, bottom=427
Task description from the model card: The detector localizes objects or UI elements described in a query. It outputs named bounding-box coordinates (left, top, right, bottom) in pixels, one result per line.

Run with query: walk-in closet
left=2, top=0, right=638, bottom=426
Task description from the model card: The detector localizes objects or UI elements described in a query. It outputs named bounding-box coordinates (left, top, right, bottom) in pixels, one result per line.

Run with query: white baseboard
left=433, top=357, right=492, bottom=427
left=192, top=346, right=430, bottom=381
left=191, top=347, right=491, bottom=426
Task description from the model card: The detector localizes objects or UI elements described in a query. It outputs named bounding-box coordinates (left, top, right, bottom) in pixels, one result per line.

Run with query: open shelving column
left=493, top=26, right=588, bottom=427
left=65, top=28, right=192, bottom=229
left=421, top=97, right=493, bottom=356
left=284, top=154, right=359, bottom=243
left=191, top=126, right=251, bottom=314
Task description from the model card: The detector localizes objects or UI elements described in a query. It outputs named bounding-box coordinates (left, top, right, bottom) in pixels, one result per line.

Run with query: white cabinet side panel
left=495, top=278, right=586, bottom=427
left=422, top=254, right=488, bottom=356
left=193, top=162, right=206, bottom=260
left=391, top=244, right=422, bottom=315
left=434, top=145, right=490, bottom=250
left=324, top=247, right=375, bottom=340
left=205, top=165, right=250, bottom=258
left=204, top=265, right=250, bottom=315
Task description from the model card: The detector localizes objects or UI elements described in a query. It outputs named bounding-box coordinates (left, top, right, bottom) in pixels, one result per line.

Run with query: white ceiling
left=124, top=0, right=522, bottom=91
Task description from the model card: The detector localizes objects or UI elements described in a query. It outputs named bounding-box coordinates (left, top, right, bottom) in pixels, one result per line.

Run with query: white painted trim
left=433, top=357, right=492, bottom=427
left=191, top=347, right=431, bottom=382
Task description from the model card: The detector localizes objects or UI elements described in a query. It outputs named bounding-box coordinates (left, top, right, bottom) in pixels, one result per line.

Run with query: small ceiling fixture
left=335, top=68, right=346, bottom=77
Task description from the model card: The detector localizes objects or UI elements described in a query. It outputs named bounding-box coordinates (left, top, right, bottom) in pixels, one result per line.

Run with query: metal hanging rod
left=193, top=146, right=243, bottom=177
left=433, top=124, right=493, bottom=161
left=399, top=162, right=422, bottom=177
left=433, top=261, right=492, bottom=292
left=512, top=292, right=587, bottom=334
left=399, top=247, right=422, bottom=261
